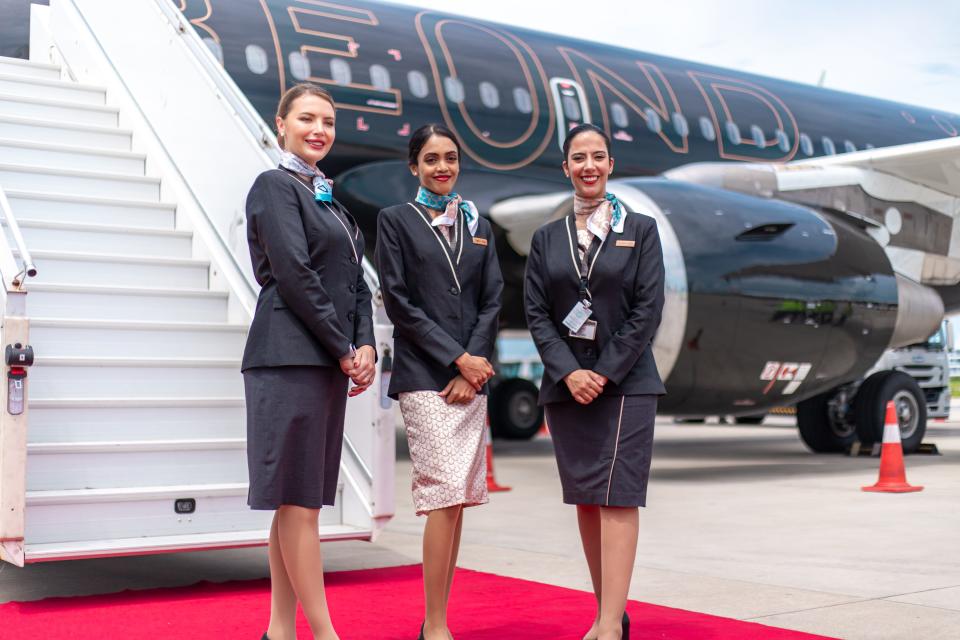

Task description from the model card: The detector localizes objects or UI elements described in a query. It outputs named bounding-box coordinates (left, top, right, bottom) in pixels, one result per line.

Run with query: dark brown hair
left=407, top=123, right=462, bottom=167
left=562, top=123, right=612, bottom=160
left=276, top=83, right=336, bottom=149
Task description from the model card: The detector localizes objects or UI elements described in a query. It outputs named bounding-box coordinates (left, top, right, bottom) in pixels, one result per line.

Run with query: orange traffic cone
left=485, top=419, right=511, bottom=492
left=862, top=401, right=923, bottom=493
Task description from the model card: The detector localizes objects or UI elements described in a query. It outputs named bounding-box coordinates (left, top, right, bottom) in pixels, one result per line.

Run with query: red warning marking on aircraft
left=387, top=48, right=402, bottom=61
left=356, top=117, right=370, bottom=132
left=614, top=131, right=634, bottom=142
left=397, top=122, right=410, bottom=136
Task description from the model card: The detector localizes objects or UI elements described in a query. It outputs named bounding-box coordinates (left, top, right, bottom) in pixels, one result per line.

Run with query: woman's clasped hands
left=440, top=352, right=494, bottom=404
left=341, top=345, right=377, bottom=397
left=564, top=369, right=608, bottom=405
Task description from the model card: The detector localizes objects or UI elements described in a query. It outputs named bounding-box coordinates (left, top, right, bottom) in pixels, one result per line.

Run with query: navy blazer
left=375, top=203, right=503, bottom=398
left=241, top=168, right=375, bottom=371
left=524, top=211, right=666, bottom=405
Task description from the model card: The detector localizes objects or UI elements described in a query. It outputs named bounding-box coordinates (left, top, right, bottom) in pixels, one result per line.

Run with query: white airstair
left=0, top=0, right=394, bottom=566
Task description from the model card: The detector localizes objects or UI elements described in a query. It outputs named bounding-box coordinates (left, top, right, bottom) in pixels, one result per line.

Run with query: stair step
left=5, top=190, right=176, bottom=228
left=24, top=483, right=344, bottom=546
left=0, top=72, right=106, bottom=105
left=23, top=524, right=371, bottom=562
left=6, top=220, right=192, bottom=258
left=0, top=93, right=118, bottom=127
left=27, top=439, right=247, bottom=491
left=30, top=317, right=247, bottom=358
left=28, top=356, right=243, bottom=399
left=0, top=163, right=159, bottom=201
left=0, top=115, right=130, bottom=150
left=0, top=138, right=145, bottom=175
left=27, top=283, right=228, bottom=322
left=0, top=57, right=61, bottom=81
left=27, top=397, right=245, bottom=444
left=20, top=249, right=209, bottom=288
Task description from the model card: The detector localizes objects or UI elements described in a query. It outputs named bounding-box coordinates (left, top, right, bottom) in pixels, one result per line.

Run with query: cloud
left=920, top=63, right=960, bottom=77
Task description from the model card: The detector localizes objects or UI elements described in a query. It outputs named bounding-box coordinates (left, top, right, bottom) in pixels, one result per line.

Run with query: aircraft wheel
left=489, top=378, right=544, bottom=440
left=854, top=371, right=926, bottom=454
left=797, top=390, right=856, bottom=452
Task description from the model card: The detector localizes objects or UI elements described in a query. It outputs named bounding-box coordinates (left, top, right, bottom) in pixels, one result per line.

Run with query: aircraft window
left=672, top=112, right=689, bottom=137
left=408, top=71, right=429, bottom=99
left=330, top=59, right=352, bottom=85
left=611, top=103, right=629, bottom=128
left=800, top=133, right=813, bottom=156
left=750, top=124, right=764, bottom=148
left=725, top=121, right=741, bottom=145
left=245, top=45, right=268, bottom=75
left=513, top=87, right=533, bottom=114
left=775, top=129, right=790, bottom=153
left=643, top=108, right=662, bottom=133
left=843, top=140, right=857, bottom=153
left=699, top=116, right=716, bottom=141
left=289, top=52, right=310, bottom=81
left=562, top=95, right=582, bottom=121
left=444, top=77, right=465, bottom=104
left=821, top=136, right=836, bottom=155
left=369, top=65, right=391, bottom=91
left=479, top=82, right=500, bottom=109
left=865, top=143, right=876, bottom=150
left=204, top=38, right=224, bottom=65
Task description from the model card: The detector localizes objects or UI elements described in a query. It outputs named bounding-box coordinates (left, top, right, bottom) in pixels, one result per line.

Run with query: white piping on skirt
left=605, top=396, right=626, bottom=506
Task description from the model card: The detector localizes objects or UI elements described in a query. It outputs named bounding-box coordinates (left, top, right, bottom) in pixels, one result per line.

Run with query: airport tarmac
left=2, top=413, right=958, bottom=639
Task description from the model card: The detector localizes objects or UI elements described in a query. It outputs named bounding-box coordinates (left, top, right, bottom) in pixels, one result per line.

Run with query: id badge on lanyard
left=563, top=219, right=601, bottom=340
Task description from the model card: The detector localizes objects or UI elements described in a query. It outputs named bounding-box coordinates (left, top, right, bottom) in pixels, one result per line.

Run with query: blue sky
left=387, top=0, right=960, bottom=114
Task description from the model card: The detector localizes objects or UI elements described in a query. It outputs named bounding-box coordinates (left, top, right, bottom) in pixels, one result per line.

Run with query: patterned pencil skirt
left=399, top=391, right=489, bottom=516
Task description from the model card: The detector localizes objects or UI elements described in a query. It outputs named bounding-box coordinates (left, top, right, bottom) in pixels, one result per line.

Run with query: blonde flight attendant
left=524, top=123, right=665, bottom=640
left=242, top=83, right=376, bottom=640
left=375, top=123, right=504, bottom=640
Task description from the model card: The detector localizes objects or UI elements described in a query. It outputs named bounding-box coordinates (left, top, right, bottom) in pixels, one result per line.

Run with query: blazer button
left=348, top=284, right=356, bottom=293
left=449, top=286, right=459, bottom=295
left=347, top=311, right=355, bottom=321
left=584, top=347, right=595, bottom=357
left=350, top=256, right=358, bottom=264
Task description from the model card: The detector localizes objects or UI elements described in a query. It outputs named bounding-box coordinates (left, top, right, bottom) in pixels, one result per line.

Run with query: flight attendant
left=242, top=83, right=377, bottom=640
left=375, top=123, right=503, bottom=640
left=524, top=123, right=665, bottom=640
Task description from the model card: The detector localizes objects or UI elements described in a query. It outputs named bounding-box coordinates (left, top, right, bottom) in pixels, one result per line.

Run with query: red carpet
left=2, top=564, right=835, bottom=639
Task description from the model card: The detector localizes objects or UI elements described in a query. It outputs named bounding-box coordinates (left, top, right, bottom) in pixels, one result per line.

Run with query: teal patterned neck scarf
left=415, top=186, right=479, bottom=236
left=279, top=151, right=332, bottom=202
left=573, top=192, right=626, bottom=240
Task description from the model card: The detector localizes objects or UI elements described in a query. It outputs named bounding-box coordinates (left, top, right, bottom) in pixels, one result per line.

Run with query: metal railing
left=0, top=186, right=37, bottom=293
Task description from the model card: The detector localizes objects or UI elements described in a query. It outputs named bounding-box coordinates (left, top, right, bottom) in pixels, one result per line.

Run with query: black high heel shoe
left=622, top=612, right=630, bottom=639
left=261, top=634, right=270, bottom=640
left=417, top=622, right=425, bottom=640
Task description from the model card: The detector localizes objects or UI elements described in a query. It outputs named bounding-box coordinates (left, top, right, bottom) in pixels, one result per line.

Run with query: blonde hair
left=276, top=83, right=336, bottom=149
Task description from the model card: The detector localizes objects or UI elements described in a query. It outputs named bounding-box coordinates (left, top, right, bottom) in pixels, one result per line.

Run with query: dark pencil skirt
left=545, top=394, right=657, bottom=507
left=244, top=365, right=348, bottom=510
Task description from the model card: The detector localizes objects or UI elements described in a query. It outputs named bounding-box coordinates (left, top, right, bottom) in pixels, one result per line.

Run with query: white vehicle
left=0, top=0, right=395, bottom=567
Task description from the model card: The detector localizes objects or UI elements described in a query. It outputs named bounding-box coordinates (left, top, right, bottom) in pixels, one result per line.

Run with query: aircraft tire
left=489, top=378, right=544, bottom=440
left=797, top=391, right=857, bottom=452
left=853, top=371, right=926, bottom=454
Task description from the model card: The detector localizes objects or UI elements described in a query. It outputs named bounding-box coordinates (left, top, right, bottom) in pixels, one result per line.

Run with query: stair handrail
left=0, top=186, right=37, bottom=293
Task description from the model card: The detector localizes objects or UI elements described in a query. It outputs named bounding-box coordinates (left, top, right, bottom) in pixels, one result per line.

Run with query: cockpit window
left=699, top=116, right=716, bottom=141
left=330, top=59, right=351, bottom=85
left=408, top=71, right=429, bottom=99
left=245, top=44, right=267, bottom=74
left=479, top=82, right=500, bottom=109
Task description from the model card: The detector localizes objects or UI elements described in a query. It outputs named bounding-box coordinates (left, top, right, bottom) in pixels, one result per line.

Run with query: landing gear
left=853, top=371, right=926, bottom=454
left=797, top=388, right=857, bottom=452
left=489, top=378, right=544, bottom=440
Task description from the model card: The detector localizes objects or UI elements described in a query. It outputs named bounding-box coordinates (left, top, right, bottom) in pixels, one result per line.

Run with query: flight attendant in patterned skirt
left=524, top=123, right=666, bottom=640
left=375, top=123, right=503, bottom=640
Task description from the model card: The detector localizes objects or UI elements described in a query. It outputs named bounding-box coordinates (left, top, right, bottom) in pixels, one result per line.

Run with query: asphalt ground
left=2, top=412, right=958, bottom=639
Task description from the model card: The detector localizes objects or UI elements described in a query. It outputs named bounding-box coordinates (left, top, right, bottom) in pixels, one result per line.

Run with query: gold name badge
left=472, top=237, right=488, bottom=246
left=615, top=240, right=636, bottom=247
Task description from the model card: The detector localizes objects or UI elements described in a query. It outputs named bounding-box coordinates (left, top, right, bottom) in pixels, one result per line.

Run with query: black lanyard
left=566, top=216, right=603, bottom=303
